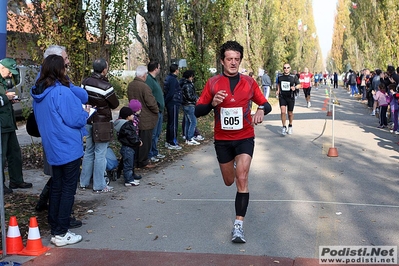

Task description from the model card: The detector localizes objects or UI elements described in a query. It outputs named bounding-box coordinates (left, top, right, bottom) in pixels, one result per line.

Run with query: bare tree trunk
left=162, top=0, right=175, bottom=82
left=139, top=0, right=166, bottom=85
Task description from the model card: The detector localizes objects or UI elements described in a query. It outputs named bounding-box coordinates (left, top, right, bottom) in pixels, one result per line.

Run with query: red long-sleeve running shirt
left=195, top=74, right=267, bottom=141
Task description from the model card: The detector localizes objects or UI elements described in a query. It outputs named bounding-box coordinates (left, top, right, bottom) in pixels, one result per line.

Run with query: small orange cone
left=5, top=216, right=24, bottom=254
left=18, top=217, right=50, bottom=256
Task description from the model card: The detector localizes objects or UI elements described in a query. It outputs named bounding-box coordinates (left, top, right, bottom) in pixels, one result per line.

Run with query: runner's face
left=221, top=50, right=241, bottom=77
left=283, top=65, right=291, bottom=74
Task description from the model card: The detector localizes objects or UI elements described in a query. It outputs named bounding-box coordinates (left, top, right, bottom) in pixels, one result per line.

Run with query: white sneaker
left=150, top=157, right=160, bottom=163
left=167, top=144, right=182, bottom=150
left=193, top=135, right=204, bottom=141
left=125, top=180, right=140, bottom=187
left=287, top=126, right=293, bottom=135
left=370, top=111, right=375, bottom=116
left=307, top=102, right=311, bottom=108
left=93, top=185, right=113, bottom=193
left=281, top=126, right=287, bottom=136
left=186, top=139, right=200, bottom=145
left=53, top=231, right=82, bottom=247
left=156, top=154, right=166, bottom=159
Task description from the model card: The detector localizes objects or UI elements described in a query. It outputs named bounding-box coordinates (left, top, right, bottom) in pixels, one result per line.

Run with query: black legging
left=379, top=105, right=388, bottom=126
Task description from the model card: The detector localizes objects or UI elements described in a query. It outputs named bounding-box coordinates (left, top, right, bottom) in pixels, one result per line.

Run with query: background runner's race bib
left=281, top=81, right=291, bottom=91
left=221, top=107, right=243, bottom=130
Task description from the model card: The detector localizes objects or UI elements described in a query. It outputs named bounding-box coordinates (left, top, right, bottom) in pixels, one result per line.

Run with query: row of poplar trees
left=329, top=0, right=399, bottom=74
left=8, top=0, right=327, bottom=90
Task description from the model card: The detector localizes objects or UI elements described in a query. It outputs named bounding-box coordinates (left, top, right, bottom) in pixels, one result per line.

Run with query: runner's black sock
left=235, top=192, right=249, bottom=217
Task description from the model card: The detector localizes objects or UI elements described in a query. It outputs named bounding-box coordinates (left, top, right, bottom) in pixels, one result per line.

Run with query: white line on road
left=173, top=199, right=399, bottom=208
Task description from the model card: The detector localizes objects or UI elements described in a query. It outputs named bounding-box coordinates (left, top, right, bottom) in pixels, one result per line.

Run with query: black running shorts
left=214, top=137, right=254, bottom=164
left=279, top=94, right=295, bottom=112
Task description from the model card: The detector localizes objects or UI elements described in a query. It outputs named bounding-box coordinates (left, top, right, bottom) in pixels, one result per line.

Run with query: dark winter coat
left=81, top=72, right=119, bottom=124
left=180, top=78, right=198, bottom=106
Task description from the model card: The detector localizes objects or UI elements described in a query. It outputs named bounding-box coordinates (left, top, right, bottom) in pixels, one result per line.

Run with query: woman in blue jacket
left=31, top=54, right=89, bottom=247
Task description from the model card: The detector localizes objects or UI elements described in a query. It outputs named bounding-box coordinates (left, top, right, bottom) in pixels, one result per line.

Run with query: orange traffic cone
left=5, top=216, right=24, bottom=254
left=18, top=217, right=50, bottom=256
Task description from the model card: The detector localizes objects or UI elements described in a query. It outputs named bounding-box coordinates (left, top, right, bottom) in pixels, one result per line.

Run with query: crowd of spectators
left=343, top=66, right=399, bottom=134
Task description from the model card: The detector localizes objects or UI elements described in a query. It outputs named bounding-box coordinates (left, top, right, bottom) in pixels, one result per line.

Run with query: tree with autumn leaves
left=329, top=0, right=399, bottom=73
left=7, top=0, right=325, bottom=89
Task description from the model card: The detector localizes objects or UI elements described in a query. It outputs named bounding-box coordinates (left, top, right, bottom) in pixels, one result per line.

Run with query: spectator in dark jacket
left=79, top=58, right=119, bottom=193
left=383, top=65, right=399, bottom=88
left=0, top=58, right=32, bottom=194
left=180, top=70, right=199, bottom=145
left=348, top=69, right=359, bottom=97
left=164, top=64, right=182, bottom=150
left=114, top=106, right=142, bottom=187
left=146, top=61, right=165, bottom=163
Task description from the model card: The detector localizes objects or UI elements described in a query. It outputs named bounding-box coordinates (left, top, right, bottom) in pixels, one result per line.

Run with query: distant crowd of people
left=343, top=66, right=399, bottom=131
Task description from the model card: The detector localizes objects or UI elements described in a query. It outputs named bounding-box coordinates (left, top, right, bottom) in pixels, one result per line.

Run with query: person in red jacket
left=299, top=67, right=313, bottom=107
left=195, top=41, right=272, bottom=243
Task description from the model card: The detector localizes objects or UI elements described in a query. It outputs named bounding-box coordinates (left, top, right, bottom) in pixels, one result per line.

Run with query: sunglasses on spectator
left=283, top=66, right=290, bottom=69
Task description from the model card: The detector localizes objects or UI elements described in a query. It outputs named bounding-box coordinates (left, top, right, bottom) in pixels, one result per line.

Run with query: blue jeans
left=79, top=124, right=108, bottom=191
left=148, top=112, right=163, bottom=158
left=49, top=158, right=81, bottom=235
left=120, top=145, right=135, bottom=183
left=183, top=105, right=197, bottom=140
left=350, top=84, right=358, bottom=96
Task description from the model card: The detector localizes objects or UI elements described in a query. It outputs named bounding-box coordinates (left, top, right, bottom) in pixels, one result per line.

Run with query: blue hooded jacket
left=31, top=81, right=88, bottom=166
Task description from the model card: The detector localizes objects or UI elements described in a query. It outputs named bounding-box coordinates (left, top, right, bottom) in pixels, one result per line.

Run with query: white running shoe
left=307, top=102, right=311, bottom=108
left=156, top=154, right=166, bottom=159
left=281, top=126, right=287, bottom=136
left=231, top=224, right=246, bottom=243
left=186, top=139, right=200, bottom=145
left=287, top=126, right=293, bottom=135
left=53, top=231, right=82, bottom=247
left=193, top=135, right=204, bottom=141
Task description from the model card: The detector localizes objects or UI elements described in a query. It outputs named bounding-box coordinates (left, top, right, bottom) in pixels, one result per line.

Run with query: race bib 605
left=220, top=107, right=243, bottom=130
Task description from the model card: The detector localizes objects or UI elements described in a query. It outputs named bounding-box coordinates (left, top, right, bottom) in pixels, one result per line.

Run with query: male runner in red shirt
left=195, top=41, right=271, bottom=243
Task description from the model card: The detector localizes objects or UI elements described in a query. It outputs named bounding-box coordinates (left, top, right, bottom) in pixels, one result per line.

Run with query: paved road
left=4, top=84, right=399, bottom=265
